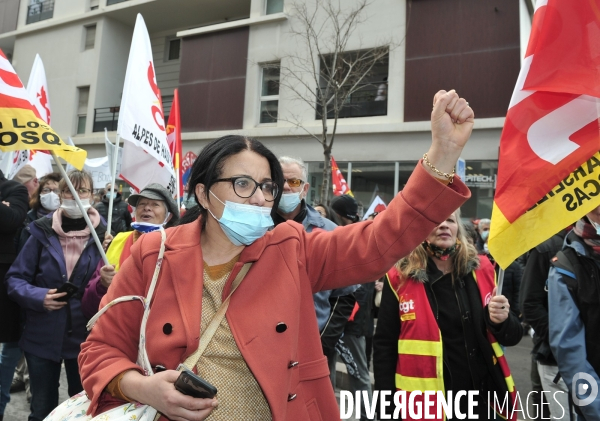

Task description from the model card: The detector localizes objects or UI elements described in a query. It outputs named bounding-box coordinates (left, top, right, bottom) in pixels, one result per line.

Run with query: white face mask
left=60, top=199, right=91, bottom=218
left=207, top=191, right=273, bottom=246
left=40, top=192, right=60, bottom=211
left=278, top=192, right=303, bottom=213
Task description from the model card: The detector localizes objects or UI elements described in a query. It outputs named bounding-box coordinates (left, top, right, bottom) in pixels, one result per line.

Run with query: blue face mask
left=278, top=192, right=302, bottom=213
left=105, top=192, right=114, bottom=199
left=208, top=191, right=273, bottom=246
left=481, top=231, right=489, bottom=241
left=131, top=212, right=171, bottom=234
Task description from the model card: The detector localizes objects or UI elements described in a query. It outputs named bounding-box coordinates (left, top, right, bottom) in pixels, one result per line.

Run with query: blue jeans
left=25, top=352, right=82, bottom=421
left=0, top=342, right=22, bottom=415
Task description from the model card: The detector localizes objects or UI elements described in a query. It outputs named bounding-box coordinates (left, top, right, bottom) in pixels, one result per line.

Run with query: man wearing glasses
left=273, top=156, right=357, bottom=388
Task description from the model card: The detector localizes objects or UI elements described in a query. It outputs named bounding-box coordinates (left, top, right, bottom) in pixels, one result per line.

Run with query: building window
left=259, top=64, right=280, bottom=124
left=84, top=25, right=96, bottom=50
left=167, top=38, right=181, bottom=61
left=107, top=0, right=129, bottom=5
left=26, top=0, right=54, bottom=24
left=77, top=87, right=90, bottom=135
left=316, top=49, right=389, bottom=119
left=266, top=0, right=284, bottom=14
left=93, top=106, right=119, bottom=132
left=89, top=0, right=99, bottom=10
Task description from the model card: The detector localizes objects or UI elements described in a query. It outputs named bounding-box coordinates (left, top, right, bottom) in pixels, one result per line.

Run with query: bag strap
left=179, top=262, right=252, bottom=371
left=137, top=228, right=168, bottom=375
left=86, top=227, right=167, bottom=331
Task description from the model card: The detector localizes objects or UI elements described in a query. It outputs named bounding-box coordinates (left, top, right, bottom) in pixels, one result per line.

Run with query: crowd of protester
left=0, top=90, right=597, bottom=421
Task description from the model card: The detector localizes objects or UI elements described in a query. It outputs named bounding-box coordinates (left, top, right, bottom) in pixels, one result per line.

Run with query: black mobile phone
left=55, top=283, right=79, bottom=302
left=174, top=365, right=217, bottom=399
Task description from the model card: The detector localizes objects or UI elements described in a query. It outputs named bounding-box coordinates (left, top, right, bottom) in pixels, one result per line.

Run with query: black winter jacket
left=520, top=230, right=568, bottom=364
left=94, top=193, right=131, bottom=235
left=344, top=282, right=375, bottom=337
left=492, top=259, right=523, bottom=321
left=0, top=171, right=29, bottom=342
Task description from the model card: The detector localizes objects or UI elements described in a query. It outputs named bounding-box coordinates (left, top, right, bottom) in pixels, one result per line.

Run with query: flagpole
left=50, top=152, right=109, bottom=265
left=175, top=152, right=180, bottom=204
left=496, top=268, right=505, bottom=296
left=106, top=132, right=120, bottom=235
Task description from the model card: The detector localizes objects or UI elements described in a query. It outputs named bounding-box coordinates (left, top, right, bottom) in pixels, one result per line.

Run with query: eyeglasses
left=62, top=188, right=92, bottom=197
left=284, top=178, right=305, bottom=188
left=41, top=188, right=60, bottom=194
left=215, top=176, right=279, bottom=202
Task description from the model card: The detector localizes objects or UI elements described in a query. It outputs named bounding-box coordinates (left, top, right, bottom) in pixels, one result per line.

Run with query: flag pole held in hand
left=106, top=128, right=120, bottom=236
left=496, top=268, right=505, bottom=296
left=51, top=151, right=109, bottom=265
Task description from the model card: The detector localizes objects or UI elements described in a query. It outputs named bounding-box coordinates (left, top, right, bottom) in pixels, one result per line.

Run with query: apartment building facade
left=0, top=0, right=535, bottom=218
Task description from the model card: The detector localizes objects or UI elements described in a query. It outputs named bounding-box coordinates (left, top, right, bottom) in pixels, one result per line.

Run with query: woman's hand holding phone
left=120, top=369, right=217, bottom=421
left=43, top=289, right=68, bottom=311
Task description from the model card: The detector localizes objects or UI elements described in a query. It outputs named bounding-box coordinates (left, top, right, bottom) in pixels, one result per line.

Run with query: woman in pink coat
left=79, top=90, right=474, bottom=421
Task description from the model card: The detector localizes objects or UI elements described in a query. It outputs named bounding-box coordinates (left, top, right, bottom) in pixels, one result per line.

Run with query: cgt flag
left=0, top=50, right=86, bottom=169
left=331, top=156, right=353, bottom=197
left=489, top=0, right=600, bottom=268
left=166, top=88, right=182, bottom=200
left=118, top=14, right=175, bottom=194
left=362, top=195, right=387, bottom=221
left=27, top=54, right=51, bottom=125
left=181, top=150, right=197, bottom=190
left=9, top=149, right=53, bottom=180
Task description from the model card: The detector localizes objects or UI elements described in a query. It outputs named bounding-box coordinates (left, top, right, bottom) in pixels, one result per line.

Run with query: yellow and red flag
left=489, top=0, right=600, bottom=268
left=166, top=88, right=182, bottom=201
left=331, top=156, right=353, bottom=197
left=0, top=49, right=86, bottom=169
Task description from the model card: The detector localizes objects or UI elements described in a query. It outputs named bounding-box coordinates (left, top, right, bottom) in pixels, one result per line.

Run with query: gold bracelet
left=422, top=153, right=455, bottom=184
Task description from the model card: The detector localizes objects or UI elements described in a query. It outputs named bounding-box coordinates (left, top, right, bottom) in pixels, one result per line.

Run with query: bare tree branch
left=269, top=0, right=399, bottom=203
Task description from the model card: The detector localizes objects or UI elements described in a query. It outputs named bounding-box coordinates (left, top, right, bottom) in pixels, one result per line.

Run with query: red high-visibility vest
left=386, top=256, right=517, bottom=421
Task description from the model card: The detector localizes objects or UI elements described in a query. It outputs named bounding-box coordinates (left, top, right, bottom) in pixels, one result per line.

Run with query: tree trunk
left=320, top=146, right=332, bottom=204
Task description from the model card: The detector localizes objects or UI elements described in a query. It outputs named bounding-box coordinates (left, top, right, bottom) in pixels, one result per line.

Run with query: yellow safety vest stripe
left=387, top=273, right=399, bottom=301
left=398, top=339, right=443, bottom=357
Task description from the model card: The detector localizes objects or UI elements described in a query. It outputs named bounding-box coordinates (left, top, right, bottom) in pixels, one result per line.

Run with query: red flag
left=331, top=156, right=352, bottom=196
left=494, top=0, right=600, bottom=224
left=490, top=0, right=600, bottom=268
left=524, top=1, right=600, bottom=97
left=166, top=89, right=182, bottom=200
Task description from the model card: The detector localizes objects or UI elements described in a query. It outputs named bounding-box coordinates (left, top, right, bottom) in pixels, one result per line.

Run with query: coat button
left=288, top=361, right=299, bottom=368
left=287, top=393, right=297, bottom=401
left=163, top=323, right=173, bottom=335
left=276, top=322, right=287, bottom=333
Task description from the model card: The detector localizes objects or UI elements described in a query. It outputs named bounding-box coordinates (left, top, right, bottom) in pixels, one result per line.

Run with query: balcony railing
left=94, top=99, right=173, bottom=133
left=93, top=107, right=119, bottom=132
left=316, top=82, right=388, bottom=120
left=26, top=0, right=54, bottom=24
